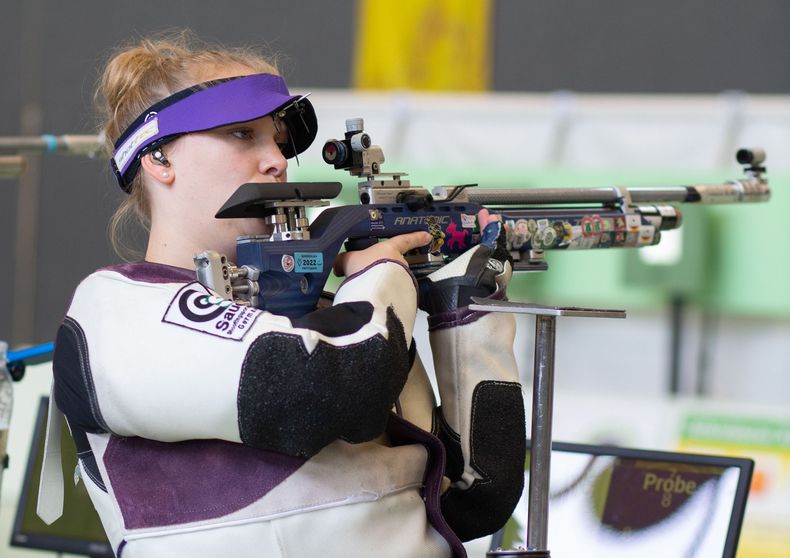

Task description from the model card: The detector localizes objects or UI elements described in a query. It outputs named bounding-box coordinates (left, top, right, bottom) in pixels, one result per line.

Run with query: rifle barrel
left=453, top=178, right=769, bottom=206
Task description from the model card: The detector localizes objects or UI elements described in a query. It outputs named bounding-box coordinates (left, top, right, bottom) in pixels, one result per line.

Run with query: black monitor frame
left=490, top=440, right=754, bottom=558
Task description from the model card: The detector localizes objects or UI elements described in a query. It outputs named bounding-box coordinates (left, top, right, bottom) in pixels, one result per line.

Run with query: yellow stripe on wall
left=353, top=0, right=493, bottom=91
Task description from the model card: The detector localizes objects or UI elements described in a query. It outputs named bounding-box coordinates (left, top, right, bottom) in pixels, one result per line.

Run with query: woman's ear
left=140, top=151, right=175, bottom=185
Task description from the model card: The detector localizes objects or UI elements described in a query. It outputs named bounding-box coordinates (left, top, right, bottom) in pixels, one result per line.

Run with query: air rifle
left=195, top=118, right=770, bottom=319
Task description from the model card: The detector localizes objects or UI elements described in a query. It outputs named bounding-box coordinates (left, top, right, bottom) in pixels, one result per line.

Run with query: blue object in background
left=6, top=342, right=54, bottom=367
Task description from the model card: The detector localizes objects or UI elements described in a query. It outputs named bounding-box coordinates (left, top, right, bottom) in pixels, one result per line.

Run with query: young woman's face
left=157, top=110, right=290, bottom=254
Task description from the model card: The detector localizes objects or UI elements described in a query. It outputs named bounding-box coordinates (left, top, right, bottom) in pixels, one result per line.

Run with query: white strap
left=36, top=383, right=64, bottom=525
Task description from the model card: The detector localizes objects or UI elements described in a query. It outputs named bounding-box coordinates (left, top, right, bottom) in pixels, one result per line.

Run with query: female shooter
left=41, top=34, right=526, bottom=558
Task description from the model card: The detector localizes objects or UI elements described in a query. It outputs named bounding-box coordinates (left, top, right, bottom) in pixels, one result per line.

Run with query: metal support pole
left=473, top=298, right=625, bottom=558
left=669, top=295, right=684, bottom=395
left=527, top=315, right=556, bottom=551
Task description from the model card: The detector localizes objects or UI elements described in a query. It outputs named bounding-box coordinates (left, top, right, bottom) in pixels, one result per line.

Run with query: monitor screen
left=492, top=441, right=753, bottom=558
left=10, top=396, right=113, bottom=557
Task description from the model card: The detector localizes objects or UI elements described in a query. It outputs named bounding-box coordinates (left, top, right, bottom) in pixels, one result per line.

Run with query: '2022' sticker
left=162, top=282, right=261, bottom=341
left=295, top=252, right=323, bottom=273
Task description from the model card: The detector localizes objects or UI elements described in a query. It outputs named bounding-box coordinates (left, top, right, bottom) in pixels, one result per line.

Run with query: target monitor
left=491, top=441, right=753, bottom=558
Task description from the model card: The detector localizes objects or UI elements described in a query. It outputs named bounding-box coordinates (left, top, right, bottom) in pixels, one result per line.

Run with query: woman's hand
left=418, top=209, right=510, bottom=315
left=333, top=209, right=499, bottom=277
left=476, top=207, right=501, bottom=229
left=333, top=231, right=432, bottom=277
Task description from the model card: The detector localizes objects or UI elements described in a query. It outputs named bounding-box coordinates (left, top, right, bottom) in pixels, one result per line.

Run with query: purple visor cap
left=111, top=73, right=317, bottom=192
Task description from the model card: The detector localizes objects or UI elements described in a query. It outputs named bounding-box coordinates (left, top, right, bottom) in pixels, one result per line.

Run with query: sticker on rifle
left=368, top=209, right=385, bottom=231
left=162, top=282, right=261, bottom=341
left=626, top=214, right=641, bottom=231
left=562, top=222, right=573, bottom=243
left=593, top=215, right=604, bottom=234
left=281, top=254, right=295, bottom=273
left=581, top=215, right=605, bottom=237
left=540, top=226, right=557, bottom=248
left=429, top=238, right=445, bottom=254
left=552, top=221, right=569, bottom=246
left=460, top=213, right=477, bottom=229
left=445, top=222, right=468, bottom=250
left=295, top=252, right=323, bottom=273
left=569, top=225, right=596, bottom=248
left=581, top=216, right=594, bottom=237
left=509, top=219, right=530, bottom=249
left=638, top=225, right=656, bottom=246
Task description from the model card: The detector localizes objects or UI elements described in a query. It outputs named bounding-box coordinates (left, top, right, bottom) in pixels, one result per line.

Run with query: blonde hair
left=97, top=30, right=279, bottom=260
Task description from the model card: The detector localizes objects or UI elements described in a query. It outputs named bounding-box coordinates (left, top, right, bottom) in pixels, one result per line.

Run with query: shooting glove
left=419, top=220, right=512, bottom=316
left=420, top=221, right=526, bottom=541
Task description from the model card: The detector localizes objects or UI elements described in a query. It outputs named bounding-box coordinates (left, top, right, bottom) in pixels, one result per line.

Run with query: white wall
left=299, top=90, right=790, bottom=172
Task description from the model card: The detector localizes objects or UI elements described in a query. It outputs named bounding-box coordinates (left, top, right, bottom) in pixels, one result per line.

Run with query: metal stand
left=470, top=298, right=626, bottom=557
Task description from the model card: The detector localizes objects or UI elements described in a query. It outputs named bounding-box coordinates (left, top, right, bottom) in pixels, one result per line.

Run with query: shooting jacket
left=41, top=259, right=523, bottom=558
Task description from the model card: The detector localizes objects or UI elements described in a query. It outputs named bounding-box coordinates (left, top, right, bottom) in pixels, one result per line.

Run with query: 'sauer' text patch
left=162, top=282, right=261, bottom=341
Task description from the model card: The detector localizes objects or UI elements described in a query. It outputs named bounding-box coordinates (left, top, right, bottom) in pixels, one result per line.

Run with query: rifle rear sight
left=736, top=148, right=766, bottom=177
left=322, top=118, right=432, bottom=207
